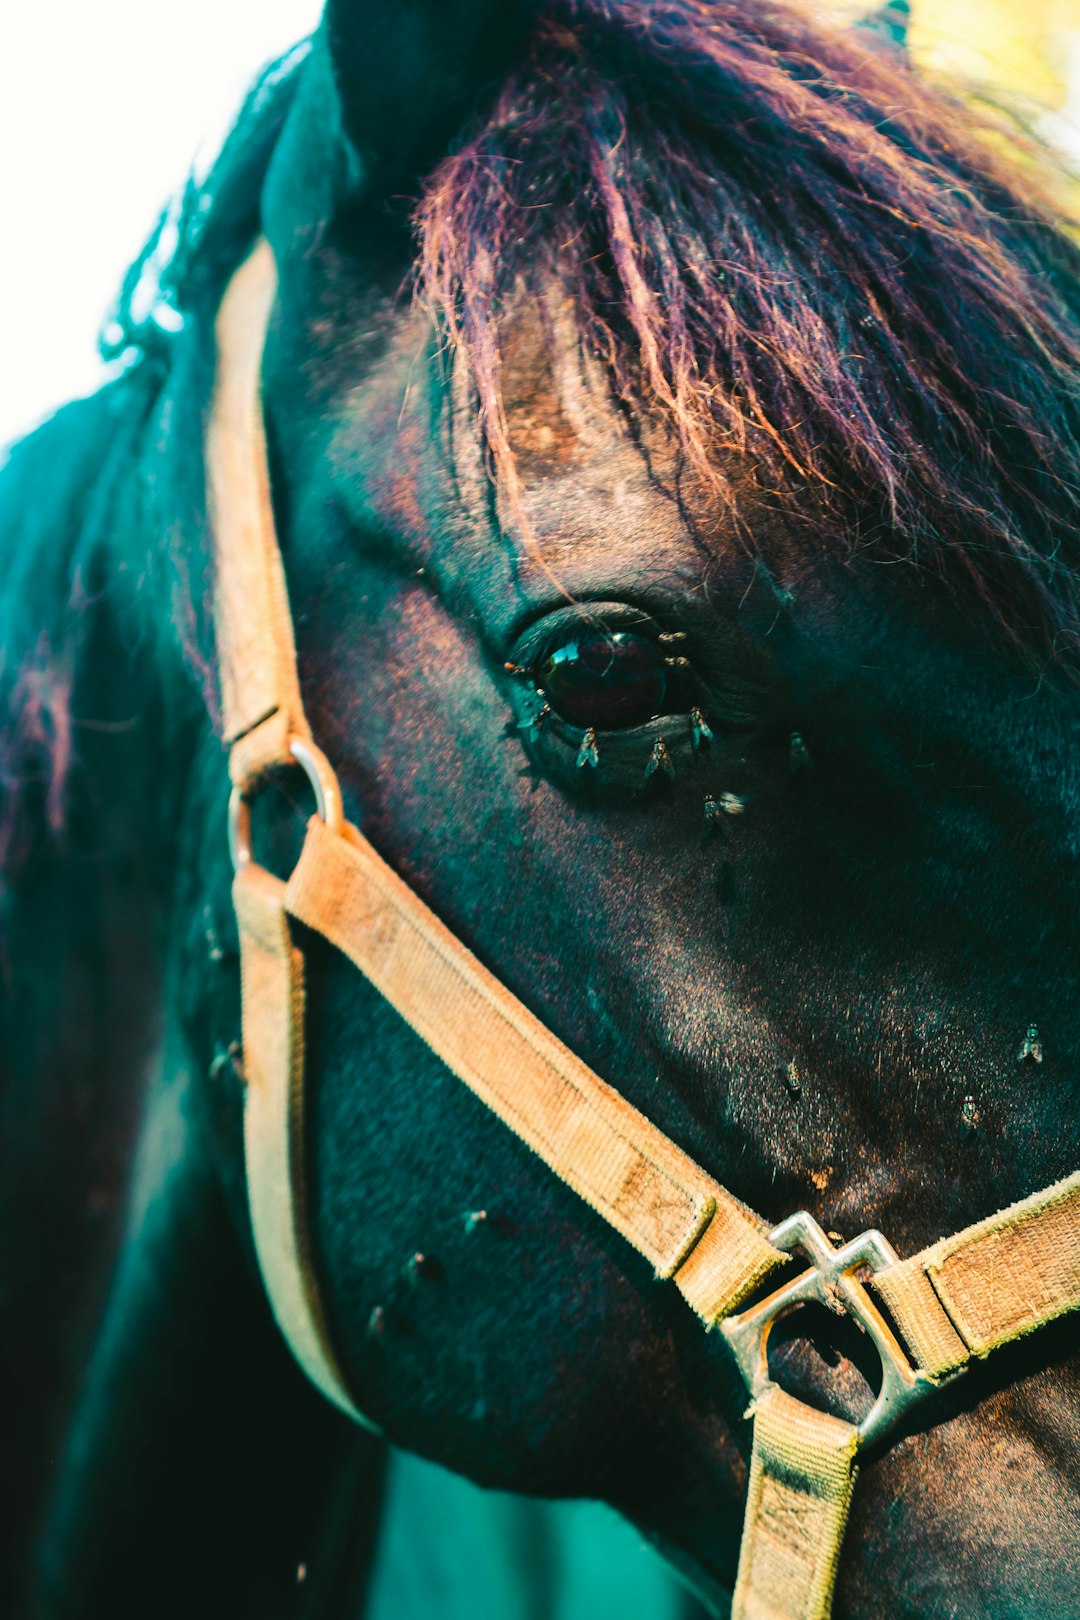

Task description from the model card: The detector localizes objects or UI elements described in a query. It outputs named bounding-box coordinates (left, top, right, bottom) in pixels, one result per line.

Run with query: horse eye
left=540, top=630, right=667, bottom=730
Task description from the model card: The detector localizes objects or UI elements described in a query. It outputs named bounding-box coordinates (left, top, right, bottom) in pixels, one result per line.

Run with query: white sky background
left=0, top=0, right=321, bottom=451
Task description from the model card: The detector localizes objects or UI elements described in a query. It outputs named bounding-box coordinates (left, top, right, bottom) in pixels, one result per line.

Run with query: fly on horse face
left=2, top=2, right=1080, bottom=1617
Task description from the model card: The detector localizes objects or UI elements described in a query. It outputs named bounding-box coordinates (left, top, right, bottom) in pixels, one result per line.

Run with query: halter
left=209, top=241, right=1080, bottom=1620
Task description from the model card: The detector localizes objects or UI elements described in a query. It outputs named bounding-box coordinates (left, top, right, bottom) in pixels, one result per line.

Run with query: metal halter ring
left=228, top=736, right=344, bottom=872
left=720, top=1211, right=956, bottom=1450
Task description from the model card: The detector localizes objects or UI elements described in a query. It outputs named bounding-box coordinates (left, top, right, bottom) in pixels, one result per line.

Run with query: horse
left=2, top=1, right=1079, bottom=1615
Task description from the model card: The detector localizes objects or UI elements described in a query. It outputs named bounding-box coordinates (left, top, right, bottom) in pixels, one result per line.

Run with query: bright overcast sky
left=0, top=0, right=320, bottom=451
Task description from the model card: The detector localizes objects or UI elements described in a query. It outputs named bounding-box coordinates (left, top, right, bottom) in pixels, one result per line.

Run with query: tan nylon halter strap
left=208, top=242, right=1080, bottom=1620
left=872, top=1169, right=1080, bottom=1376
left=209, top=239, right=786, bottom=1405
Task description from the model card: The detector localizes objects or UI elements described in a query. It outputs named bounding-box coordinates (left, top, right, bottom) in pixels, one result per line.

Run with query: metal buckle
left=228, top=736, right=344, bottom=871
left=720, top=1212, right=951, bottom=1449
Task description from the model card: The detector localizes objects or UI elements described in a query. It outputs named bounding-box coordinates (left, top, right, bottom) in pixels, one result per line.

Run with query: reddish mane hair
left=416, top=0, right=1080, bottom=665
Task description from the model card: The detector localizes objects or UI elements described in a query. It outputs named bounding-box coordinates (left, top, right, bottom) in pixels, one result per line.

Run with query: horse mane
left=0, top=48, right=306, bottom=882
left=417, top=0, right=1080, bottom=668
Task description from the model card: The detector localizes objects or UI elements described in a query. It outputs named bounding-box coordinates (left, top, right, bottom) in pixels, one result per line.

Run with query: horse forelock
left=414, top=0, right=1080, bottom=673
left=88, top=1, right=1080, bottom=687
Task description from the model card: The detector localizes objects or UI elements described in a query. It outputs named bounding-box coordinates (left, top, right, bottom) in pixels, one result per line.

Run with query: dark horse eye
left=540, top=630, right=667, bottom=729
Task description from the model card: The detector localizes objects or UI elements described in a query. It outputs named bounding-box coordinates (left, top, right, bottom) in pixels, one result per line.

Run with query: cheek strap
left=209, top=240, right=1080, bottom=1620
left=234, top=860, right=367, bottom=1423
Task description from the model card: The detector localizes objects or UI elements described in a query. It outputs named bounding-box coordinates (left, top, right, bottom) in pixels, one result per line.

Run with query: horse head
left=7, top=2, right=1079, bottom=1615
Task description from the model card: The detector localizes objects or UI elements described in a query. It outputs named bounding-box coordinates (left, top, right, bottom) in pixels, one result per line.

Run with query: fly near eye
left=540, top=630, right=667, bottom=729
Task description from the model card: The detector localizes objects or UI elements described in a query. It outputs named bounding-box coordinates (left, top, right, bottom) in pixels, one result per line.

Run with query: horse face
left=232, top=246, right=1079, bottom=1613
left=173, top=4, right=1080, bottom=1610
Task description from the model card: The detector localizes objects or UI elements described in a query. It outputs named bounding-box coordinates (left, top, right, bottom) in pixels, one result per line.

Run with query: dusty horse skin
left=2, top=2, right=1079, bottom=1617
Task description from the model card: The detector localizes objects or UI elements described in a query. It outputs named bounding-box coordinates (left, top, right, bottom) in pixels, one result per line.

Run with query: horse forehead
left=321, top=309, right=978, bottom=689
left=491, top=287, right=727, bottom=566
left=329, top=287, right=719, bottom=623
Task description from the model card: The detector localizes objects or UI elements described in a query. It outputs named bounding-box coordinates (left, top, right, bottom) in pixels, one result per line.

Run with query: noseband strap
left=208, top=242, right=1080, bottom=1620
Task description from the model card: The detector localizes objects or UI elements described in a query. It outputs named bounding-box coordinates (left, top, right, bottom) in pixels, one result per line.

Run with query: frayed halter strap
left=208, top=242, right=1080, bottom=1620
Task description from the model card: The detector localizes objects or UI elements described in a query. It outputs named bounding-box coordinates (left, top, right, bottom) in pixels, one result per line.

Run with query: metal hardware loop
left=720, top=1211, right=954, bottom=1450
left=228, top=735, right=344, bottom=872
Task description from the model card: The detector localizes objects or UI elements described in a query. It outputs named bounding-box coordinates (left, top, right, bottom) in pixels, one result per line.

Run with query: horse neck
left=3, top=370, right=183, bottom=967
left=0, top=368, right=213, bottom=1598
